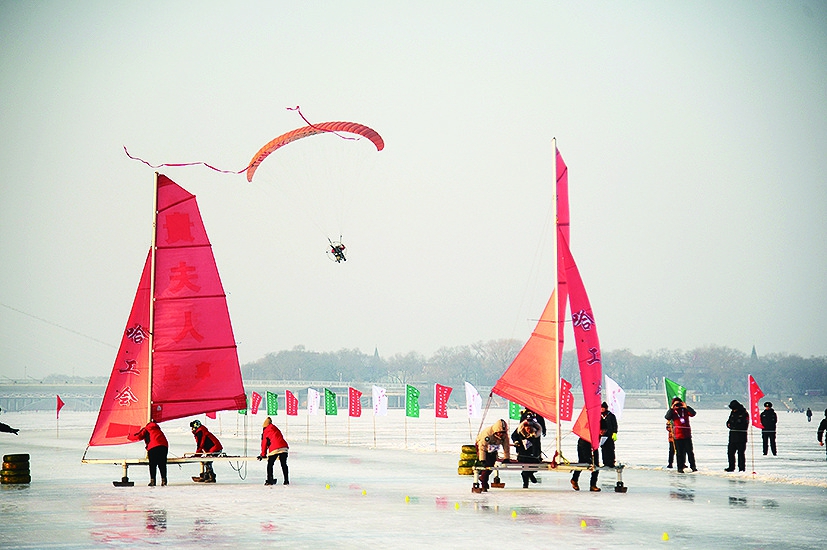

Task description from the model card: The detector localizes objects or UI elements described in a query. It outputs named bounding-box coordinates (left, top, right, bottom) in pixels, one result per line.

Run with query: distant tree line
left=241, top=342, right=827, bottom=396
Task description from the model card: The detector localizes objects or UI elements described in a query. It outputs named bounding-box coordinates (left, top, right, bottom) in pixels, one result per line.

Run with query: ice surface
left=1, top=407, right=825, bottom=549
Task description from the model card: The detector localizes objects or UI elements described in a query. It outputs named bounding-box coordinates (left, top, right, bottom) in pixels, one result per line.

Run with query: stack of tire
left=2, top=454, right=31, bottom=485
left=457, top=444, right=478, bottom=475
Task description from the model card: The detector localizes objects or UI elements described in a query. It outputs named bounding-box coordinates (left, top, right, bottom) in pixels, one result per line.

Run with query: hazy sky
left=2, top=1, right=825, bottom=379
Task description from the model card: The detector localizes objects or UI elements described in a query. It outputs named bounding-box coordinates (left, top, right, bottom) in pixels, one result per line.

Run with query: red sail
left=88, top=175, right=246, bottom=446
left=556, top=147, right=570, bottom=364
left=492, top=289, right=560, bottom=423
left=88, top=251, right=153, bottom=446
left=150, top=175, right=246, bottom=421
left=559, top=229, right=603, bottom=450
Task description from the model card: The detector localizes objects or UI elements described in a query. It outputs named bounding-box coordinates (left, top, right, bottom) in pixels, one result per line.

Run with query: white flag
left=372, top=385, right=388, bottom=416
left=464, top=382, right=482, bottom=418
left=307, top=388, right=320, bottom=416
left=604, top=374, right=626, bottom=422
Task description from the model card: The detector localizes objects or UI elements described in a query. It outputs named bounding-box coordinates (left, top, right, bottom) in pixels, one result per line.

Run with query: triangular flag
left=372, top=386, right=388, bottom=416
left=206, top=411, right=216, bottom=419
left=348, top=387, right=362, bottom=418
left=604, top=374, right=626, bottom=422
left=266, top=391, right=278, bottom=415
left=285, top=390, right=298, bottom=416
left=56, top=395, right=65, bottom=420
left=749, top=374, right=765, bottom=429
left=464, top=382, right=481, bottom=418
left=435, top=383, right=452, bottom=419
left=324, top=388, right=338, bottom=416
left=405, top=384, right=420, bottom=418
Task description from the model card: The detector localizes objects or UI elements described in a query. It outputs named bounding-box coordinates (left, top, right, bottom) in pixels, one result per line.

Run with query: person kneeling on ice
left=475, top=419, right=511, bottom=492
left=0, top=408, right=19, bottom=435
left=258, top=417, right=289, bottom=485
left=571, top=437, right=600, bottom=492
left=512, top=419, right=542, bottom=488
left=128, top=420, right=168, bottom=486
left=190, top=420, right=223, bottom=483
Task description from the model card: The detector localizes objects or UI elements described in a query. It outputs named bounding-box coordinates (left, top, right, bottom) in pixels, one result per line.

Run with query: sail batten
left=88, top=174, right=246, bottom=447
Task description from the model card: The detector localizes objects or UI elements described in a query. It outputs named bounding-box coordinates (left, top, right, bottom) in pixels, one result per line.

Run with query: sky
left=1, top=1, right=826, bottom=379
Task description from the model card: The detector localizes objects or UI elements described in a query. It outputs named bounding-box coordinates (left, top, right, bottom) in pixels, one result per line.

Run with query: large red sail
left=492, top=290, right=560, bottom=423
left=88, top=175, right=246, bottom=446
left=88, top=251, right=153, bottom=446
left=150, top=175, right=246, bottom=422
left=555, top=147, right=570, bottom=368
left=559, top=228, right=603, bottom=450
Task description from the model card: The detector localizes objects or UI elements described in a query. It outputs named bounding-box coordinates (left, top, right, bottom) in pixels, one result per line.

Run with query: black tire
left=2, top=462, right=29, bottom=471
left=1, top=474, right=31, bottom=484
left=3, top=454, right=30, bottom=463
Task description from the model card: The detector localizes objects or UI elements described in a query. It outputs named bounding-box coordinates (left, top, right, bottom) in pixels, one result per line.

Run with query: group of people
left=126, top=416, right=289, bottom=486
left=474, top=403, right=619, bottom=493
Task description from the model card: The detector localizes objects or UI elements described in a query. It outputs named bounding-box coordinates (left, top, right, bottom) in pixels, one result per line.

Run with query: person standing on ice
left=475, top=419, right=511, bottom=492
left=817, top=409, right=827, bottom=460
left=570, top=436, right=600, bottom=492
left=128, top=420, right=169, bottom=486
left=806, top=407, right=812, bottom=422
left=190, top=420, right=223, bottom=482
left=511, top=419, right=542, bottom=488
left=665, top=397, right=697, bottom=472
left=725, top=400, right=749, bottom=472
left=760, top=402, right=778, bottom=456
left=258, top=417, right=289, bottom=485
left=599, top=402, right=618, bottom=468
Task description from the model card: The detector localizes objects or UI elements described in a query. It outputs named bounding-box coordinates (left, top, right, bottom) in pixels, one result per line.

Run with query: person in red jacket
left=190, top=420, right=223, bottom=483
left=128, top=420, right=169, bottom=486
left=664, top=397, right=697, bottom=473
left=258, top=417, right=289, bottom=485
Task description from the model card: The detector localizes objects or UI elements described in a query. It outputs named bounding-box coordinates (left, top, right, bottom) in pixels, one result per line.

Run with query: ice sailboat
left=82, top=174, right=250, bottom=485
left=473, top=141, right=626, bottom=492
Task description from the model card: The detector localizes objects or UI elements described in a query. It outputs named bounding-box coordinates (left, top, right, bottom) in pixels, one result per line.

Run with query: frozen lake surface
left=1, top=407, right=825, bottom=548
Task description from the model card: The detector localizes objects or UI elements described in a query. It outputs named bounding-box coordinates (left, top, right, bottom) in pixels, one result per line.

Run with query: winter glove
left=257, top=455, right=263, bottom=461
left=612, top=433, right=618, bottom=441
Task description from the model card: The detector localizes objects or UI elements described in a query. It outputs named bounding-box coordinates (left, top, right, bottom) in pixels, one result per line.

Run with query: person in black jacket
left=760, top=402, right=778, bottom=456
left=599, top=402, right=618, bottom=468
left=725, top=400, right=749, bottom=472
left=817, top=409, right=827, bottom=460
left=512, top=419, right=542, bottom=488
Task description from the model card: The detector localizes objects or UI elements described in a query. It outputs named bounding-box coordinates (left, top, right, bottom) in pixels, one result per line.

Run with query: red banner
left=250, top=391, right=262, bottom=415
left=559, top=378, right=574, bottom=421
left=748, top=374, right=765, bottom=429
left=348, top=387, right=362, bottom=418
left=285, top=390, right=298, bottom=416
left=434, top=383, right=452, bottom=419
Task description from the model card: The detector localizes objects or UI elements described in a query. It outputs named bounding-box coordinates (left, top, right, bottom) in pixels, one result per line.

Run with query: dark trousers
left=478, top=451, right=498, bottom=487
left=762, top=432, right=777, bottom=455
left=601, top=438, right=616, bottom=468
left=266, top=453, right=289, bottom=483
left=668, top=441, right=674, bottom=467
left=518, top=455, right=540, bottom=486
left=674, top=438, right=696, bottom=471
left=571, top=469, right=599, bottom=488
left=148, top=446, right=168, bottom=482
left=727, top=438, right=747, bottom=471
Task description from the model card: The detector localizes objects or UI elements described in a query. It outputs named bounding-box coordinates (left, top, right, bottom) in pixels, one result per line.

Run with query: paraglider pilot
left=330, top=242, right=347, bottom=262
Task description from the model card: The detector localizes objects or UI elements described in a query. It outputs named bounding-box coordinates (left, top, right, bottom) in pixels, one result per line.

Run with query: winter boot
left=148, top=479, right=156, bottom=487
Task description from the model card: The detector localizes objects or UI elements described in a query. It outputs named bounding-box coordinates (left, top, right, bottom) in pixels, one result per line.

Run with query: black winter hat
left=728, top=400, right=740, bottom=409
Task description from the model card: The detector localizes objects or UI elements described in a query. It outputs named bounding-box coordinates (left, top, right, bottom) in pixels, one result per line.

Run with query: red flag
left=56, top=395, right=65, bottom=419
left=206, top=411, right=216, bottom=419
left=285, top=390, right=298, bottom=416
left=559, top=378, right=574, bottom=421
left=251, top=391, right=262, bottom=415
left=748, top=374, right=765, bottom=429
left=348, top=387, right=362, bottom=417
left=434, top=383, right=452, bottom=419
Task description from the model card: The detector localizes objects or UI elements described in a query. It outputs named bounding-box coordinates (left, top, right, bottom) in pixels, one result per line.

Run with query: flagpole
left=434, top=415, right=437, bottom=453
left=552, top=137, right=562, bottom=457
left=372, top=413, right=377, bottom=448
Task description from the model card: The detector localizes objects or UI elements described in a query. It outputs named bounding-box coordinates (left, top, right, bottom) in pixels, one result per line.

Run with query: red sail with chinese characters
left=88, top=175, right=246, bottom=446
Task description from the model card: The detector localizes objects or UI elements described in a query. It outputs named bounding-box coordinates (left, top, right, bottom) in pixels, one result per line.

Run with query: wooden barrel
left=2, top=454, right=31, bottom=484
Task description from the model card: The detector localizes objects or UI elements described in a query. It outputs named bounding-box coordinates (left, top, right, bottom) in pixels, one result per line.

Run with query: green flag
left=266, top=391, right=278, bottom=415
left=238, top=394, right=248, bottom=415
left=508, top=401, right=522, bottom=420
left=405, top=384, right=420, bottom=418
left=324, top=388, right=338, bottom=416
left=664, top=378, right=687, bottom=403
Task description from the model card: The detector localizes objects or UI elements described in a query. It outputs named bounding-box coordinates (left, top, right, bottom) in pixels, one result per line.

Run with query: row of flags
left=665, top=374, right=768, bottom=429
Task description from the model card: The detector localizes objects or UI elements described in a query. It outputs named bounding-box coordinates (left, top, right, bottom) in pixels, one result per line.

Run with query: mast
left=146, top=172, right=159, bottom=425
left=552, top=138, right=562, bottom=456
